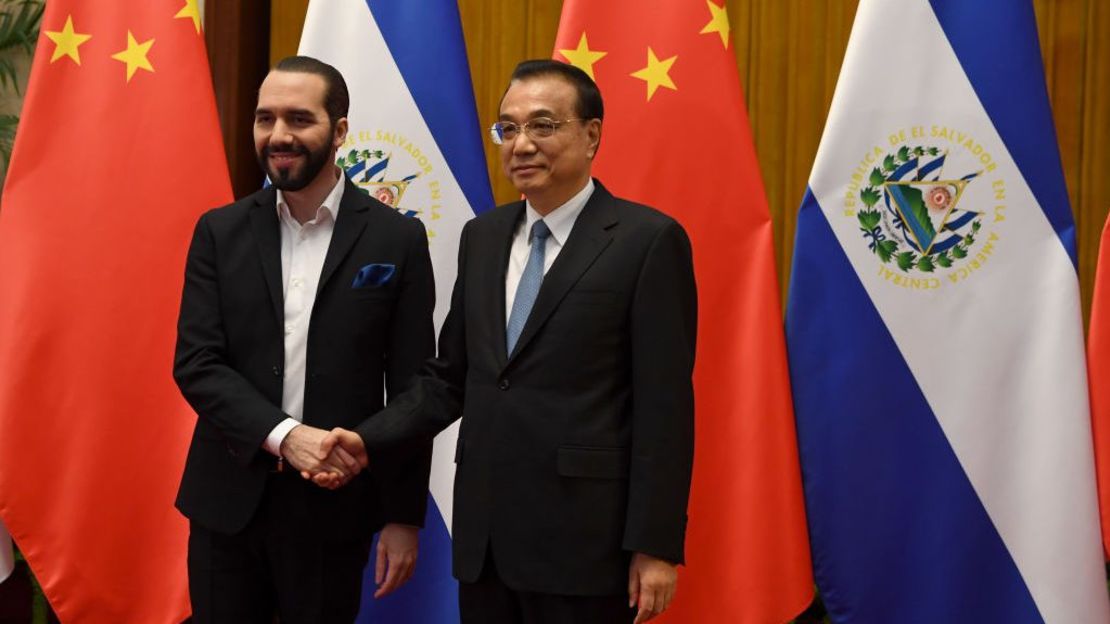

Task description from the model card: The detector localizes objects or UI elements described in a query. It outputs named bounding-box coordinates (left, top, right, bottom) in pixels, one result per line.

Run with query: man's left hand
left=374, top=523, right=419, bottom=599
left=628, top=552, right=677, bottom=624
left=310, top=428, right=370, bottom=490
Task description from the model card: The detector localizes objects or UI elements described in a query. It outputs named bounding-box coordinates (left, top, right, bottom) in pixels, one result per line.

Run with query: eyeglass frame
left=488, top=117, right=587, bottom=145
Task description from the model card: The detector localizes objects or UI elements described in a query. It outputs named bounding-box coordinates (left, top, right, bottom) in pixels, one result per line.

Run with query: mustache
left=263, top=143, right=309, bottom=158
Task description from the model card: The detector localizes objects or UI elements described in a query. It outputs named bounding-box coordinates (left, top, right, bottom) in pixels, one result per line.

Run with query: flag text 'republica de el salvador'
left=299, top=1, right=493, bottom=621
left=786, top=1, right=1109, bottom=622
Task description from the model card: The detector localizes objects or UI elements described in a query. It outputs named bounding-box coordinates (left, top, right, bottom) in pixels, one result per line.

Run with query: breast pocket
left=349, top=287, right=396, bottom=303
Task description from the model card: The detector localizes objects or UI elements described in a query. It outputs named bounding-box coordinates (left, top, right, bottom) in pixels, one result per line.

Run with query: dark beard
left=258, top=141, right=332, bottom=192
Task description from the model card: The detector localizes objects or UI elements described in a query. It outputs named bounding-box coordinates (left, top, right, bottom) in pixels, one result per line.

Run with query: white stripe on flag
left=298, top=0, right=479, bottom=527
left=808, top=1, right=1107, bottom=621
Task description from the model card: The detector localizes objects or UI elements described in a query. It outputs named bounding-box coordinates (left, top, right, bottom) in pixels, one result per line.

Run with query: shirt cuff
left=263, top=418, right=300, bottom=456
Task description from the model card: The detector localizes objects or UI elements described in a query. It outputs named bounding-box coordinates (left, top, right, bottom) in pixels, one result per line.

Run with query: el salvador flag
left=785, top=1, right=1110, bottom=622
left=298, top=1, right=493, bottom=621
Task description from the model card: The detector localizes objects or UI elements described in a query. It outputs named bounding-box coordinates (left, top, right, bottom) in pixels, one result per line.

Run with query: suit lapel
left=507, top=183, right=617, bottom=363
left=249, top=189, right=283, bottom=323
left=491, top=201, right=525, bottom=367
left=317, top=178, right=370, bottom=295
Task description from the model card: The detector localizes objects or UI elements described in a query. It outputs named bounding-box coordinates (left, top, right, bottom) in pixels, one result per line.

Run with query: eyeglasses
left=488, top=118, right=583, bottom=145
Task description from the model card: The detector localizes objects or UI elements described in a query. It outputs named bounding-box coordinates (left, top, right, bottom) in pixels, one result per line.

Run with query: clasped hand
left=279, top=424, right=369, bottom=490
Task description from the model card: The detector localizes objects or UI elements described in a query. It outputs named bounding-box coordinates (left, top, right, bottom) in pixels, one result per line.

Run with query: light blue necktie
left=506, top=219, right=551, bottom=354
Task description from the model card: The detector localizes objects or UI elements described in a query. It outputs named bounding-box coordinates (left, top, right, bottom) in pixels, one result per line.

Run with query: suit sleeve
left=372, top=217, right=437, bottom=526
left=622, top=219, right=697, bottom=564
left=173, top=213, right=287, bottom=464
left=354, top=221, right=471, bottom=452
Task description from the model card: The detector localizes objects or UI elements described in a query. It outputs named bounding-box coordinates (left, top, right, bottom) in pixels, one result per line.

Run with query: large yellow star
left=174, top=0, right=202, bottom=34
left=44, top=15, right=91, bottom=65
left=557, top=33, right=607, bottom=80
left=700, top=0, right=730, bottom=49
left=630, top=47, right=677, bottom=101
left=110, top=31, right=155, bottom=82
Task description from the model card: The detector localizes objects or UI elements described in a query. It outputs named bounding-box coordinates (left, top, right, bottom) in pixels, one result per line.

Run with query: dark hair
left=507, top=59, right=604, bottom=121
left=272, top=56, right=350, bottom=125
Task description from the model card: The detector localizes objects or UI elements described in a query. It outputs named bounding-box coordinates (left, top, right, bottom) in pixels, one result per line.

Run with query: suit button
left=498, top=379, right=510, bottom=391
left=272, top=366, right=281, bottom=377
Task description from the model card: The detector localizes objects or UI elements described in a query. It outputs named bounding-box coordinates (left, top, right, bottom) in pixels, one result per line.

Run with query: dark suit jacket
left=173, top=178, right=435, bottom=538
left=356, top=180, right=696, bottom=596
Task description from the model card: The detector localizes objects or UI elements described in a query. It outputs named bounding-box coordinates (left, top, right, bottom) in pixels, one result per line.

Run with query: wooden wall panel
left=262, top=0, right=1110, bottom=313
left=204, top=0, right=270, bottom=198
left=270, top=0, right=309, bottom=63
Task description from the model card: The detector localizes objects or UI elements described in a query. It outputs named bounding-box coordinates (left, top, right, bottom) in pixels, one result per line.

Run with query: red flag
left=1089, top=219, right=1110, bottom=558
left=554, top=2, right=813, bottom=621
left=0, top=1, right=230, bottom=621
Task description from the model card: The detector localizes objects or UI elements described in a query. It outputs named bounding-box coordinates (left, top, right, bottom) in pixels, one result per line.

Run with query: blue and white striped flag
left=299, top=2, right=493, bottom=621
left=785, top=1, right=1110, bottom=622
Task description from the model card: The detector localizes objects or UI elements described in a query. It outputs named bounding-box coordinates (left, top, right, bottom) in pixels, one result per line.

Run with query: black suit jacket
left=357, top=181, right=696, bottom=595
left=174, top=178, right=435, bottom=537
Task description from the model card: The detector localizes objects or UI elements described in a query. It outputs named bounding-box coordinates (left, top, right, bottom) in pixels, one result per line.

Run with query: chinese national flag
left=1089, top=218, right=1110, bottom=558
left=0, top=1, right=230, bottom=621
left=554, top=2, right=814, bottom=622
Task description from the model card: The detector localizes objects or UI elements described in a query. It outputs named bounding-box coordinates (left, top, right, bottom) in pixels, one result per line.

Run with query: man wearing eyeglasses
left=320, top=59, right=697, bottom=624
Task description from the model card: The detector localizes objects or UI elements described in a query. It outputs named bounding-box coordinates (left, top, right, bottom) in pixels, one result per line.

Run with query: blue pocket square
left=352, top=263, right=395, bottom=288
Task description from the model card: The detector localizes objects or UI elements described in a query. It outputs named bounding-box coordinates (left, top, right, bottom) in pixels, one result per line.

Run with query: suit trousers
left=187, top=471, right=373, bottom=624
left=459, top=545, right=635, bottom=624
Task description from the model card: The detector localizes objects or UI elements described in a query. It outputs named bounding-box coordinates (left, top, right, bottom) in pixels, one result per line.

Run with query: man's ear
left=333, top=117, right=349, bottom=149
left=585, top=118, right=602, bottom=160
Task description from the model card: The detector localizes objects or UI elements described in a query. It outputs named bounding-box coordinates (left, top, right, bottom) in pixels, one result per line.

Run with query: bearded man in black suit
left=173, top=56, right=435, bottom=623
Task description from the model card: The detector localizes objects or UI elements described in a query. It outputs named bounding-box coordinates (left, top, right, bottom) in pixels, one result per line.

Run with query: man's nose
left=271, top=119, right=295, bottom=144
left=511, top=131, right=538, bottom=155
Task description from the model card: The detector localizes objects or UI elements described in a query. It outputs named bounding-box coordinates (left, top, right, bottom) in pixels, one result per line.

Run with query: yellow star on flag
left=558, top=33, right=607, bottom=80
left=44, top=15, right=92, bottom=65
left=175, top=0, right=202, bottom=34
left=111, top=31, right=155, bottom=82
left=630, top=47, right=677, bottom=101
left=700, top=0, right=730, bottom=49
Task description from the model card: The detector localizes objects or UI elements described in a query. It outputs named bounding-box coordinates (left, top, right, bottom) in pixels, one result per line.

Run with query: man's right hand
left=311, top=428, right=369, bottom=490
left=279, top=424, right=362, bottom=484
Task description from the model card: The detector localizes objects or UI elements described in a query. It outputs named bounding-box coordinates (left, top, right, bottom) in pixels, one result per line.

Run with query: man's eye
left=530, top=120, right=557, bottom=135
left=500, top=124, right=519, bottom=137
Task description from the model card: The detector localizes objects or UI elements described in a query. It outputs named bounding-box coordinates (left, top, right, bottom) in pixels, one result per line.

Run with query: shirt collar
left=275, top=171, right=346, bottom=225
left=523, top=178, right=595, bottom=246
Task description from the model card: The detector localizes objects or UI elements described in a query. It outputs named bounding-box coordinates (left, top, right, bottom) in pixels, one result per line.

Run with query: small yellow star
left=110, top=31, right=155, bottom=82
left=699, top=0, right=731, bottom=49
left=630, top=47, right=677, bottom=101
left=174, top=0, right=202, bottom=34
left=44, top=15, right=92, bottom=65
left=557, top=33, right=607, bottom=81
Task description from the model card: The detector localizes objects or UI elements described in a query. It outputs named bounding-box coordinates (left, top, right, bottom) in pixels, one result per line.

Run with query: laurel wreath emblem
left=857, top=144, right=983, bottom=273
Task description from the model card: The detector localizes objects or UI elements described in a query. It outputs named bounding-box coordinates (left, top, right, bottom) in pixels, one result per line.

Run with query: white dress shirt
left=262, top=176, right=345, bottom=456
left=505, top=179, right=595, bottom=322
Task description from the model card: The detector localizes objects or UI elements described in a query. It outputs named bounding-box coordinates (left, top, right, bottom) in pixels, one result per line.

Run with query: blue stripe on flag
left=786, top=189, right=1042, bottom=624
left=366, top=0, right=493, bottom=216
left=927, top=0, right=1076, bottom=267
left=892, top=158, right=919, bottom=181
left=943, top=211, right=977, bottom=232
left=357, top=496, right=459, bottom=623
left=364, top=157, right=389, bottom=182
left=917, top=154, right=945, bottom=180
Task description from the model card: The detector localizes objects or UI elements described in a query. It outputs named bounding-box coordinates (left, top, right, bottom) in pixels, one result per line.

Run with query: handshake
left=278, top=424, right=369, bottom=489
